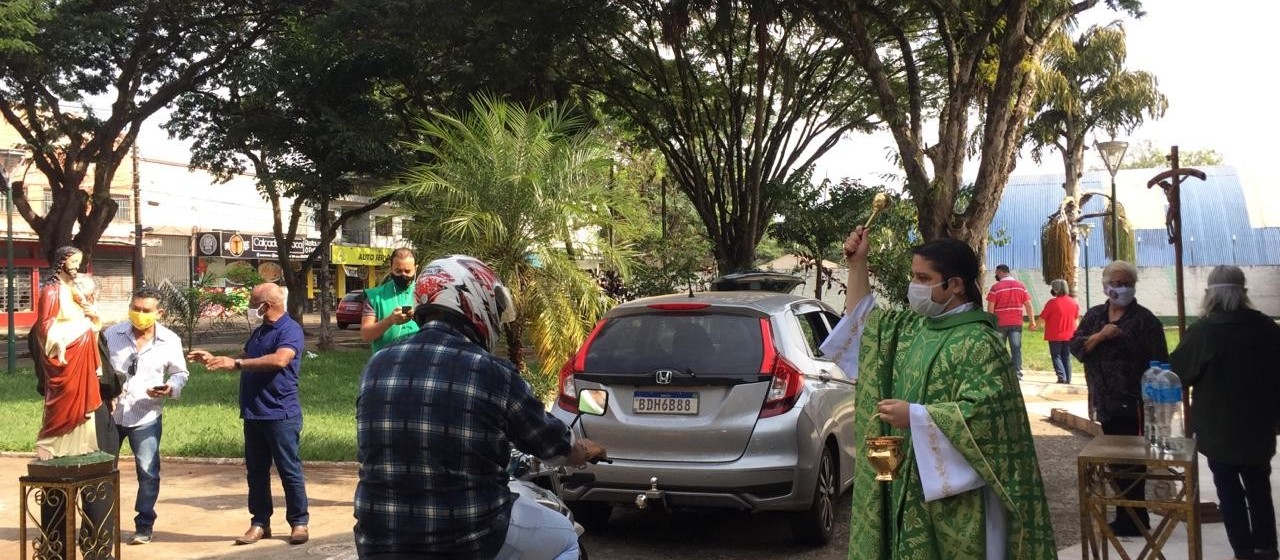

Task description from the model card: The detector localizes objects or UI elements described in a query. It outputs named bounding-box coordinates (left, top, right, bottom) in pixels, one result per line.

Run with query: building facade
left=2, top=130, right=412, bottom=329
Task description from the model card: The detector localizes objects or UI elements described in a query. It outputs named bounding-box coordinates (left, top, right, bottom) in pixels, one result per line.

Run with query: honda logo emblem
left=655, top=370, right=676, bottom=385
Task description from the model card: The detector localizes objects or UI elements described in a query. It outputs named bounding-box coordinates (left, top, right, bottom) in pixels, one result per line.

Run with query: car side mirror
left=578, top=389, right=609, bottom=416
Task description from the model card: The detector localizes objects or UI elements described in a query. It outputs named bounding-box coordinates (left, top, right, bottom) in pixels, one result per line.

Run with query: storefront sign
left=194, top=231, right=321, bottom=260
left=331, top=245, right=393, bottom=266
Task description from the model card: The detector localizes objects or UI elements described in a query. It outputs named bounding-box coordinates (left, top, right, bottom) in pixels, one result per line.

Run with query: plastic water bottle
left=1158, top=363, right=1185, bottom=454
left=1140, top=361, right=1163, bottom=449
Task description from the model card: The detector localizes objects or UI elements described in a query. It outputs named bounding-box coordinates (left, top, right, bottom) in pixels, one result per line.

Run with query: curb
left=1047, top=408, right=1101, bottom=436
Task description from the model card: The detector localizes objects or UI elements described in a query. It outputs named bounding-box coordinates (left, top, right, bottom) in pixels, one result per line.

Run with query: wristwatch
left=234, top=359, right=243, bottom=370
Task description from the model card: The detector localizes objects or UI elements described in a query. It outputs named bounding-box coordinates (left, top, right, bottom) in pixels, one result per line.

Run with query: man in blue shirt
left=188, top=282, right=310, bottom=546
left=354, top=255, right=607, bottom=559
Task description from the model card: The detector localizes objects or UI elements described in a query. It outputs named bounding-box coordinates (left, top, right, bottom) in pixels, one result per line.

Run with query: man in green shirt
left=360, top=248, right=420, bottom=353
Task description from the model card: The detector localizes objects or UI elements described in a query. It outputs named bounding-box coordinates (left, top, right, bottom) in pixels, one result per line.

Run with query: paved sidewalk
left=0, top=455, right=361, bottom=559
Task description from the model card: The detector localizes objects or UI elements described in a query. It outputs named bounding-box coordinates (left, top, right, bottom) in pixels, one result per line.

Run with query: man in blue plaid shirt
left=354, top=255, right=607, bottom=559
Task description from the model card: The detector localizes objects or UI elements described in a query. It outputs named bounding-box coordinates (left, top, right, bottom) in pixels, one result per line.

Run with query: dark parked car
left=336, top=290, right=366, bottom=329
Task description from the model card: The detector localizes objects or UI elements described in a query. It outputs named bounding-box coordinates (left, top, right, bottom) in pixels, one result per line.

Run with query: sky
left=135, top=1, right=1279, bottom=188
left=811, top=0, right=1280, bottom=186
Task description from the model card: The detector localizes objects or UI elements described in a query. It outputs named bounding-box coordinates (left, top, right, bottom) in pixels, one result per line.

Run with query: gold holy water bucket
left=866, top=413, right=904, bottom=482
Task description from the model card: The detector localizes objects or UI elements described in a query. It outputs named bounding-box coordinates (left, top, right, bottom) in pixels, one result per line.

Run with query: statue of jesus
left=30, top=246, right=103, bottom=460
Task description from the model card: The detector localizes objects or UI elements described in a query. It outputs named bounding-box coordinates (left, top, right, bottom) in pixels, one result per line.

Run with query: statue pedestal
left=20, top=452, right=119, bottom=560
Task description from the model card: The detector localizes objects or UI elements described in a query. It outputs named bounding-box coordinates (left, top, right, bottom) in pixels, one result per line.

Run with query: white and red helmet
left=413, top=255, right=517, bottom=351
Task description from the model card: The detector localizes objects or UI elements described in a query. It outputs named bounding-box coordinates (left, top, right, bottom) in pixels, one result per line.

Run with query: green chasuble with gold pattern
left=848, top=307, right=1056, bottom=560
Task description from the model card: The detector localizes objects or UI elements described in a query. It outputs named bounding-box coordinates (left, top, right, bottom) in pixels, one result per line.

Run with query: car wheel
left=337, top=322, right=348, bottom=330
left=578, top=540, right=589, bottom=560
left=568, top=501, right=612, bottom=531
left=791, top=446, right=836, bottom=545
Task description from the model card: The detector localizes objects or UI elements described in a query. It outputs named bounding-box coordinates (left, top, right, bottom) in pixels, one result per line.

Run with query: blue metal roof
left=983, top=166, right=1279, bottom=269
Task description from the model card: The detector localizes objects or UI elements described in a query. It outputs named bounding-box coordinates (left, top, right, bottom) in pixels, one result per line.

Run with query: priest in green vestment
left=820, top=229, right=1056, bottom=560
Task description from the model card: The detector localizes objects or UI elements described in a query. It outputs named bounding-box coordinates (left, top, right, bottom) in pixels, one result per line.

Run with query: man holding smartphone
left=360, top=248, right=420, bottom=353
left=102, top=286, right=190, bottom=545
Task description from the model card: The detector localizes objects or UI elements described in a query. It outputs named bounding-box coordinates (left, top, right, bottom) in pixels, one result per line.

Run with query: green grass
left=0, top=348, right=371, bottom=462
left=1019, top=328, right=1182, bottom=375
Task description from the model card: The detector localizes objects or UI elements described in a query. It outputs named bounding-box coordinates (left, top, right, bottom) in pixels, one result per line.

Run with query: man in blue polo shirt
left=188, top=282, right=310, bottom=546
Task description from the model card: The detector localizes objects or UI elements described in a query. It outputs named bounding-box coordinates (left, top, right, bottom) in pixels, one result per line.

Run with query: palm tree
left=1025, top=22, right=1167, bottom=290
left=388, top=95, right=639, bottom=393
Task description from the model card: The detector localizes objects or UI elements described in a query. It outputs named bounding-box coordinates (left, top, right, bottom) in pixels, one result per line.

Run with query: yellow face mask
left=128, top=310, right=157, bottom=331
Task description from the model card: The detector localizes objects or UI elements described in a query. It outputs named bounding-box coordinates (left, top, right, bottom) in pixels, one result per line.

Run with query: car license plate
left=633, top=391, right=699, bottom=415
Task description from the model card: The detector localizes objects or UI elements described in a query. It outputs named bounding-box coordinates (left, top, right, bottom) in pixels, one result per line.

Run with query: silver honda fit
left=551, top=287, right=857, bottom=544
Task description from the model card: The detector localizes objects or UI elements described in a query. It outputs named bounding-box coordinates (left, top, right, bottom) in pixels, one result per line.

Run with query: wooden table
left=1078, top=435, right=1200, bottom=560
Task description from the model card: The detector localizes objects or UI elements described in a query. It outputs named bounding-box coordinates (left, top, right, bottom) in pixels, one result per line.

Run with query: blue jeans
left=244, top=416, right=309, bottom=528
left=1048, top=341, right=1072, bottom=383
left=1210, top=459, right=1278, bottom=560
left=494, top=495, right=580, bottom=560
left=117, top=417, right=163, bottom=531
left=998, top=326, right=1024, bottom=376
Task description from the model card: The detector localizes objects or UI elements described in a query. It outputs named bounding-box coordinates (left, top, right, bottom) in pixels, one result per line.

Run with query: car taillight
left=557, top=319, right=609, bottom=414
left=760, top=355, right=804, bottom=418
left=557, top=360, right=579, bottom=414
left=759, top=317, right=802, bottom=419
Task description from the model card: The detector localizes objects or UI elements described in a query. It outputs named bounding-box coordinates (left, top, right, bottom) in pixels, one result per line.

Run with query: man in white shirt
left=102, top=286, right=190, bottom=545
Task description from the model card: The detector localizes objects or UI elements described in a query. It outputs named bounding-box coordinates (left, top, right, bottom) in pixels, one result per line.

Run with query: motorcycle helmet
left=413, top=255, right=517, bottom=352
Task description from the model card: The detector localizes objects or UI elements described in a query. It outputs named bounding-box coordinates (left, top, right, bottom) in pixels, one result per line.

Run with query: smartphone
left=401, top=305, right=412, bottom=315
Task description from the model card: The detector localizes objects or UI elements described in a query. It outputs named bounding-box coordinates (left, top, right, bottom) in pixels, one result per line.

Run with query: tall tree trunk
left=713, top=234, right=756, bottom=276
left=1059, top=131, right=1088, bottom=293
left=317, top=200, right=335, bottom=350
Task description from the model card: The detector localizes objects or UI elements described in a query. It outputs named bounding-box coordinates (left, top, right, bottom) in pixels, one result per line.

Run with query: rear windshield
left=583, top=312, right=765, bottom=375
left=341, top=292, right=364, bottom=303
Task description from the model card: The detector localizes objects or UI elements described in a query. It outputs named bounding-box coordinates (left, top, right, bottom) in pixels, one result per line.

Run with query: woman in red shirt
left=1039, top=279, right=1081, bottom=383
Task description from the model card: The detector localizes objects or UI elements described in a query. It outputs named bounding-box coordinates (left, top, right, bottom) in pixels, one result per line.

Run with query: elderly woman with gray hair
left=1171, top=266, right=1280, bottom=560
left=1039, top=278, right=1080, bottom=383
left=1070, top=260, right=1169, bottom=536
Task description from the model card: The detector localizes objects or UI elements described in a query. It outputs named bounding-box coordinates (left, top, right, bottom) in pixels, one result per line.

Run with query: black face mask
left=391, top=274, right=413, bottom=290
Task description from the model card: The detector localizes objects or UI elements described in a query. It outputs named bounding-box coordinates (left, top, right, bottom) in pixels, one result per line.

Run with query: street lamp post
left=3, top=147, right=30, bottom=376
left=1095, top=140, right=1129, bottom=260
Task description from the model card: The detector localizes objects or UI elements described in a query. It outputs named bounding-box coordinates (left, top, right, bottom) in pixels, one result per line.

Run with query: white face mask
left=1105, top=285, right=1136, bottom=307
left=907, top=281, right=954, bottom=318
left=246, top=302, right=269, bottom=324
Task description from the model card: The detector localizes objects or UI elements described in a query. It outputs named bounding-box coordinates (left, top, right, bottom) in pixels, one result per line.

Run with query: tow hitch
left=635, top=477, right=665, bottom=510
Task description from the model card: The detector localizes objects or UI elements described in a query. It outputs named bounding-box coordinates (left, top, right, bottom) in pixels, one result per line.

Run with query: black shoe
left=129, top=529, right=152, bottom=545
left=1255, top=549, right=1280, bottom=560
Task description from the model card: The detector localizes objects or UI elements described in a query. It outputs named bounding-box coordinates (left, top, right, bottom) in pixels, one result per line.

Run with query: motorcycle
left=507, top=389, right=611, bottom=560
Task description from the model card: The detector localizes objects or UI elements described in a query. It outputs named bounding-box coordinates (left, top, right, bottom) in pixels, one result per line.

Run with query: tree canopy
left=1025, top=22, right=1166, bottom=198
left=1025, top=21, right=1164, bottom=288
left=794, top=0, right=1144, bottom=262
left=1121, top=140, right=1223, bottom=169
left=0, top=0, right=306, bottom=262
left=390, top=96, right=641, bottom=387
left=164, top=11, right=406, bottom=329
left=575, top=0, right=878, bottom=274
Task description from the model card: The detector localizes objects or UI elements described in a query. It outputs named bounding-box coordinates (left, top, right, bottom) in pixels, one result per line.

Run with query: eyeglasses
left=127, top=354, right=138, bottom=377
